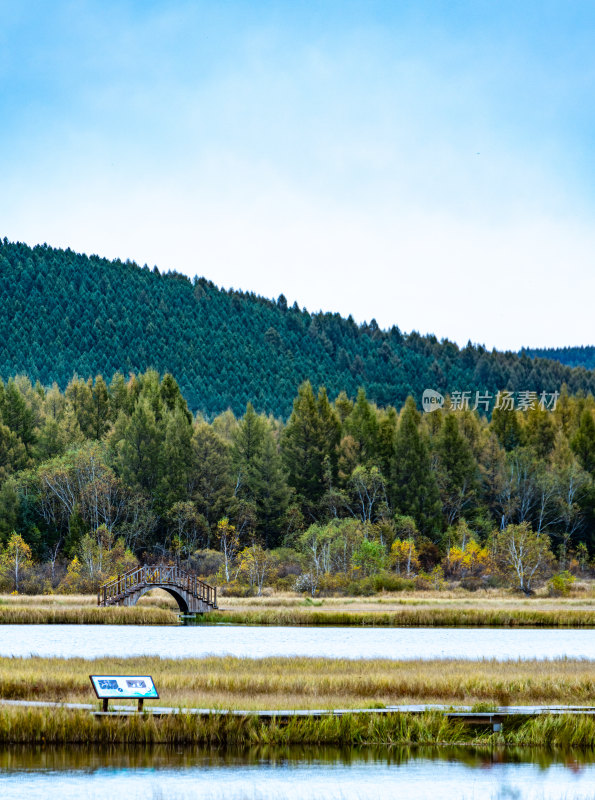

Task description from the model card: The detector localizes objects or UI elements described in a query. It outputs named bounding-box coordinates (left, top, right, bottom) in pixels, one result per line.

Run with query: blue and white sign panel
left=90, top=675, right=159, bottom=699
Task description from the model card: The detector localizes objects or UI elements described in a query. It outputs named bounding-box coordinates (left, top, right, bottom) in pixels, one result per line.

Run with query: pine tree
left=435, top=413, right=478, bottom=526
left=251, top=430, right=290, bottom=546
left=0, top=422, right=30, bottom=482
left=91, top=375, right=110, bottom=440
left=524, top=404, right=556, bottom=459
left=109, top=372, right=129, bottom=417
left=65, top=377, right=94, bottom=439
left=491, top=406, right=523, bottom=451
left=571, top=410, right=595, bottom=476
left=112, top=399, right=163, bottom=493
left=376, top=406, right=397, bottom=480
left=2, top=380, right=36, bottom=452
left=391, top=397, right=441, bottom=535
left=188, top=422, right=232, bottom=536
left=159, top=407, right=194, bottom=508
left=282, top=382, right=337, bottom=509
left=232, top=405, right=289, bottom=544
left=344, top=387, right=379, bottom=466
left=232, top=403, right=266, bottom=488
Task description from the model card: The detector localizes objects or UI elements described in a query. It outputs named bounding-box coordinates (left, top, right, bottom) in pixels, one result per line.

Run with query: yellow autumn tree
left=0, top=532, right=33, bottom=593
left=443, top=539, right=491, bottom=579
left=58, top=556, right=84, bottom=594
left=236, top=543, right=278, bottom=595
left=390, top=538, right=420, bottom=576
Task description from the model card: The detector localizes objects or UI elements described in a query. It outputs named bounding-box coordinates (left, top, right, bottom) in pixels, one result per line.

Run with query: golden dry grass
left=0, top=590, right=181, bottom=622
left=3, top=586, right=595, bottom=625
left=207, top=588, right=595, bottom=626
left=220, top=585, right=595, bottom=612
left=204, top=607, right=595, bottom=626
left=1, top=655, right=594, bottom=710
left=0, top=592, right=180, bottom=608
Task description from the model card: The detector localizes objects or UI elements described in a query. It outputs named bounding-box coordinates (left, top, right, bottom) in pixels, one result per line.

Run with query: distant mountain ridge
left=1, top=238, right=594, bottom=416
left=521, top=346, right=595, bottom=372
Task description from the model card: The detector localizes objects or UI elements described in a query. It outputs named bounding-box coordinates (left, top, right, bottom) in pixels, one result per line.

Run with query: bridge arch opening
left=134, top=586, right=189, bottom=614
left=98, top=565, right=216, bottom=613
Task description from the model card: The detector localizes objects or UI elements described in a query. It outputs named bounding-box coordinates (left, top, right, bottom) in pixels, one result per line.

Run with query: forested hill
left=521, top=346, right=595, bottom=372
left=2, top=238, right=595, bottom=417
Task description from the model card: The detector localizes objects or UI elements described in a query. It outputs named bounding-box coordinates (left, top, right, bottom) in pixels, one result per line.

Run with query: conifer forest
left=1, top=239, right=595, bottom=595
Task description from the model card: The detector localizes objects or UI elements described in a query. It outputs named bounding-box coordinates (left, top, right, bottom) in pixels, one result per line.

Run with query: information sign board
left=90, top=675, right=159, bottom=699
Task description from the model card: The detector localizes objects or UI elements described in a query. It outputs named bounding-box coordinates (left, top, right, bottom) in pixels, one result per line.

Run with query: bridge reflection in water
left=98, top=565, right=217, bottom=614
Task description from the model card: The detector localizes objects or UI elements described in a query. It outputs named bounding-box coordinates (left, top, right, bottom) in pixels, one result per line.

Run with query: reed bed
left=221, top=587, right=595, bottom=609
left=2, top=655, right=594, bottom=708
left=201, top=606, right=595, bottom=627
left=0, top=606, right=177, bottom=625
left=0, top=707, right=468, bottom=745
left=5, top=588, right=595, bottom=611
left=0, top=706, right=593, bottom=747
left=0, top=593, right=179, bottom=609
left=2, top=588, right=595, bottom=626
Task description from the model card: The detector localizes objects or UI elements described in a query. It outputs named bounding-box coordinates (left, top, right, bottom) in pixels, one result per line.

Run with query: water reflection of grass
left=3, top=742, right=595, bottom=800
left=2, top=742, right=594, bottom=770
left=1, top=655, right=595, bottom=708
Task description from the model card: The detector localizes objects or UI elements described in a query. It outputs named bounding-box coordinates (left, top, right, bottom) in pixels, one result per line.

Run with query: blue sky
left=1, top=1, right=594, bottom=350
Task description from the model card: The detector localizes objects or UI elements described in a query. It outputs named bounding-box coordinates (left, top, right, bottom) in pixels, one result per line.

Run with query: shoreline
left=2, top=601, right=595, bottom=627
left=0, top=706, right=594, bottom=747
left=200, top=607, right=595, bottom=627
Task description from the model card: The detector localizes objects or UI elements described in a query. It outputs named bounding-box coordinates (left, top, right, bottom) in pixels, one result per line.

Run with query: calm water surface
left=1, top=745, right=594, bottom=800
left=0, top=624, right=594, bottom=660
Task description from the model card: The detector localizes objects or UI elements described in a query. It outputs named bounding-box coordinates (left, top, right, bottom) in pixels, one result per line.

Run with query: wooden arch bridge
left=98, top=565, right=217, bottom=614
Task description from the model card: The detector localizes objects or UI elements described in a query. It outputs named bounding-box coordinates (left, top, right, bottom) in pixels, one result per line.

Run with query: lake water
left=1, top=745, right=594, bottom=800
left=0, top=624, right=594, bottom=660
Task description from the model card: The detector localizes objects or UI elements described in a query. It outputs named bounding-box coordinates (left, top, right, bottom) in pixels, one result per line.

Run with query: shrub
left=372, top=572, right=415, bottom=592
left=346, top=577, right=376, bottom=596
left=413, top=573, right=432, bottom=591
left=272, top=575, right=300, bottom=592
left=189, top=549, right=224, bottom=578
left=460, top=577, right=485, bottom=592
left=321, top=573, right=352, bottom=594
left=548, top=571, right=576, bottom=597
left=217, top=580, right=255, bottom=598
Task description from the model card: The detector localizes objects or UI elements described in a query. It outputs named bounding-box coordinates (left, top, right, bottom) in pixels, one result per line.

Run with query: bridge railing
left=98, top=565, right=217, bottom=608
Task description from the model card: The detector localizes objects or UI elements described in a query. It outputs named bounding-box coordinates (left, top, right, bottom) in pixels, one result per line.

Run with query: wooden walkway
left=3, top=699, right=595, bottom=725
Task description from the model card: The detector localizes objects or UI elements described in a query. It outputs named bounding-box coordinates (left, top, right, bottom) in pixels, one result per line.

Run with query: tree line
left=0, top=369, right=594, bottom=594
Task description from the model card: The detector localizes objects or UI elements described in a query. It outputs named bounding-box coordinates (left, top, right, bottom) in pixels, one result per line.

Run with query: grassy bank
left=0, top=606, right=177, bottom=625
left=201, top=606, right=595, bottom=627
left=0, top=706, right=594, bottom=747
left=2, top=656, right=595, bottom=709
left=3, top=589, right=595, bottom=626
